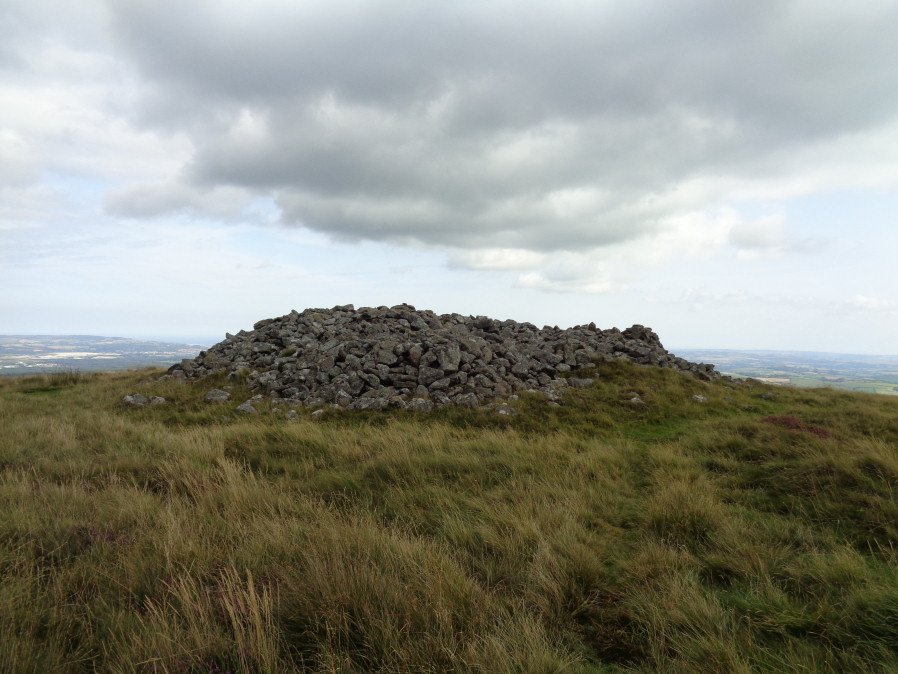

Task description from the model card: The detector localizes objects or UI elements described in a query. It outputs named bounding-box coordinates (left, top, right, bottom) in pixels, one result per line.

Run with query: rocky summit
left=166, top=304, right=718, bottom=410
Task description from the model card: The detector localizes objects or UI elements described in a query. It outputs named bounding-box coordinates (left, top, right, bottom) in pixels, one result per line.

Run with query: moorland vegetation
left=1, top=361, right=897, bottom=672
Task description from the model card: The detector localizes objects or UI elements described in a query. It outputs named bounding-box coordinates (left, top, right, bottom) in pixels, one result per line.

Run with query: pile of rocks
left=166, top=304, right=718, bottom=410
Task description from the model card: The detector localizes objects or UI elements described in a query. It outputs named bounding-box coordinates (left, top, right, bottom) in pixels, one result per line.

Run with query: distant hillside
left=0, top=335, right=205, bottom=375
left=675, top=348, right=898, bottom=396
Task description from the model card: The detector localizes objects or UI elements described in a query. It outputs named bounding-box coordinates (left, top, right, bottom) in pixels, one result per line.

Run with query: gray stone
left=204, top=389, right=231, bottom=403
left=286, top=409, right=299, bottom=421
left=375, top=348, right=399, bottom=366
left=149, top=396, right=167, bottom=406
left=510, top=361, right=530, bottom=376
left=568, top=377, right=595, bottom=388
left=429, top=377, right=451, bottom=391
left=350, top=397, right=389, bottom=411
left=435, top=344, right=461, bottom=373
left=418, top=366, right=445, bottom=386
left=122, top=393, right=149, bottom=407
left=692, top=394, right=708, bottom=404
left=236, top=401, right=258, bottom=414
left=406, top=398, right=434, bottom=412
left=453, top=392, right=479, bottom=408
left=407, top=343, right=424, bottom=365
left=430, top=392, right=451, bottom=406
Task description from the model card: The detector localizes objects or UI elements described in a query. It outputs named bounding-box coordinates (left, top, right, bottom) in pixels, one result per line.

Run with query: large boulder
left=204, top=389, right=231, bottom=403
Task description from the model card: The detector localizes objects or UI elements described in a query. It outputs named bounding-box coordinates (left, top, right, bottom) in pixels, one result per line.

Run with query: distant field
left=785, top=376, right=898, bottom=396
left=677, top=348, right=898, bottom=396
left=0, top=335, right=204, bottom=375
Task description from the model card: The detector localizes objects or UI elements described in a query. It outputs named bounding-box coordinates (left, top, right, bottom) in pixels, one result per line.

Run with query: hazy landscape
left=677, top=349, right=898, bottom=396
left=0, top=336, right=205, bottom=376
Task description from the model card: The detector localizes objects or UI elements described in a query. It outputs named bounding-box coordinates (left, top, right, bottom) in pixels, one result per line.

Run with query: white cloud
left=729, top=214, right=828, bottom=259
left=0, top=129, right=37, bottom=185
left=450, top=248, right=546, bottom=271
left=730, top=215, right=790, bottom=259
left=507, top=251, right=620, bottom=295
left=515, top=272, right=615, bottom=295
left=849, top=295, right=896, bottom=312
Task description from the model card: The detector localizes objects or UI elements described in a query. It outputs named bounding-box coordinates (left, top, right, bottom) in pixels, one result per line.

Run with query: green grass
left=1, top=361, right=897, bottom=672
left=800, top=378, right=898, bottom=396
left=740, top=374, right=898, bottom=396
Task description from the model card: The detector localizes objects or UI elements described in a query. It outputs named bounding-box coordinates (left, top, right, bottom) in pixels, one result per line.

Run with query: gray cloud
left=105, top=182, right=253, bottom=221
left=91, top=1, right=898, bottom=251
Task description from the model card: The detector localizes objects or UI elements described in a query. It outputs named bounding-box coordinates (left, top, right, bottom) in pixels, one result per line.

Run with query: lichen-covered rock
left=406, top=398, right=434, bottom=412
left=203, top=388, right=230, bottom=403
left=122, top=393, right=149, bottom=407
left=168, top=304, right=718, bottom=409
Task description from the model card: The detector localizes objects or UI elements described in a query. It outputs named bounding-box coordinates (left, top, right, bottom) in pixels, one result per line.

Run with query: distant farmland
left=676, top=349, right=898, bottom=396
left=0, top=335, right=205, bottom=375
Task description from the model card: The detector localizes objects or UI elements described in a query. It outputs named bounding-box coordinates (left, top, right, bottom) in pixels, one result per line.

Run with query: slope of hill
left=1, top=362, right=896, bottom=672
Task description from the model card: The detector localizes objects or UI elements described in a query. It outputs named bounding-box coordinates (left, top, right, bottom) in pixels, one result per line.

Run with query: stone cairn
left=166, top=304, right=718, bottom=411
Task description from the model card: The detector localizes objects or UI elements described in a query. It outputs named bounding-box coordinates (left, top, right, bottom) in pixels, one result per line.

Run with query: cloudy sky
left=2, top=1, right=898, bottom=352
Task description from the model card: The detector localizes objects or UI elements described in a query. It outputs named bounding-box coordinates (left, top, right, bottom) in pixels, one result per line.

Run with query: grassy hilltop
left=1, top=362, right=897, bottom=672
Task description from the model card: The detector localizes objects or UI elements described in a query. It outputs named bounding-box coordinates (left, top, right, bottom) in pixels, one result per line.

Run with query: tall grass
left=0, top=363, right=896, bottom=671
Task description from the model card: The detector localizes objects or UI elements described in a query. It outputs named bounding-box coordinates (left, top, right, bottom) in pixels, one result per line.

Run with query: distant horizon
left=2, top=332, right=896, bottom=359
left=672, top=347, right=898, bottom=360
left=1, top=333, right=217, bottom=347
